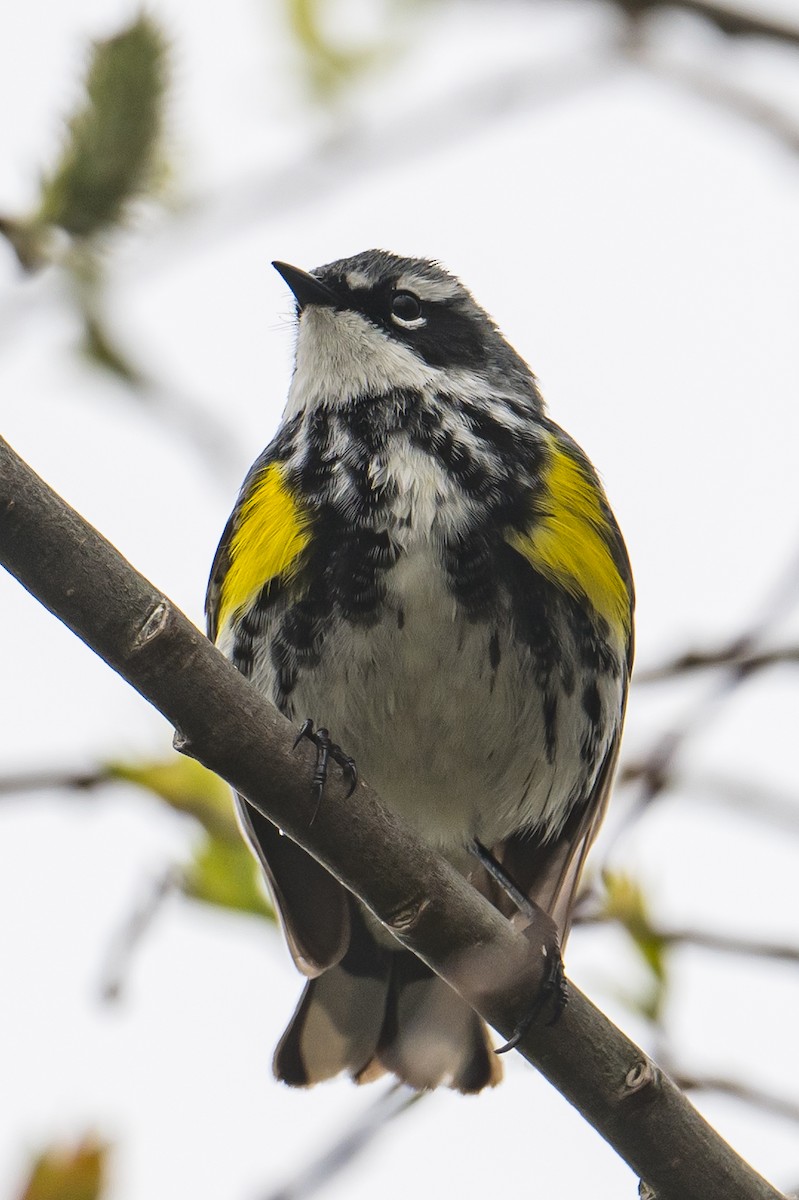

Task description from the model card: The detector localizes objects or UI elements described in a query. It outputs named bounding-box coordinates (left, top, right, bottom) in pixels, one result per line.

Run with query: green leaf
left=183, top=834, right=275, bottom=921
left=108, top=756, right=275, bottom=922
left=18, top=1138, right=108, bottom=1200
left=601, top=871, right=669, bottom=1023
left=107, top=755, right=240, bottom=842
left=284, top=0, right=393, bottom=99
left=38, top=15, right=168, bottom=238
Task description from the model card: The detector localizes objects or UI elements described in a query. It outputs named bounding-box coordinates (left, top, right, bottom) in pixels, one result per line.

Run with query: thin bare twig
left=609, top=540, right=799, bottom=836
left=615, top=764, right=799, bottom=832
left=635, top=644, right=799, bottom=685
left=99, top=867, right=181, bottom=1002
left=0, top=766, right=109, bottom=797
left=629, top=50, right=799, bottom=155
left=260, top=1085, right=422, bottom=1200
left=613, top=0, right=799, bottom=48
left=579, top=913, right=799, bottom=968
left=674, top=1073, right=799, bottom=1127
left=684, top=771, right=799, bottom=834
left=660, top=930, right=799, bottom=965
left=117, top=374, right=247, bottom=486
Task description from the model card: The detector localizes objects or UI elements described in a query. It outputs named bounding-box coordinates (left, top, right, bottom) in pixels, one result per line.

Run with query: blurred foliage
left=282, top=0, right=414, bottom=100
left=108, top=755, right=239, bottom=842
left=65, top=246, right=145, bottom=385
left=0, top=14, right=169, bottom=389
left=39, top=15, right=168, bottom=242
left=15, top=1138, right=108, bottom=1200
left=79, top=309, right=143, bottom=385
left=108, top=755, right=274, bottom=922
left=0, top=217, right=50, bottom=274
left=184, top=834, right=274, bottom=919
left=1, top=16, right=167, bottom=269
left=601, top=871, right=668, bottom=1023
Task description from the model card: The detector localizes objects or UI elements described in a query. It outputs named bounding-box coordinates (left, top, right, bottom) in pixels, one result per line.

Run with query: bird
left=206, top=249, right=634, bottom=1093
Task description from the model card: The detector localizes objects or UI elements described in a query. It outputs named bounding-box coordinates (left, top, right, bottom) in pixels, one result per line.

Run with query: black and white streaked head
left=273, top=250, right=545, bottom=417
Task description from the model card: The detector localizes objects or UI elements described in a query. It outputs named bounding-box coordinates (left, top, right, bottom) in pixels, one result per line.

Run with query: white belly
left=284, top=547, right=607, bottom=851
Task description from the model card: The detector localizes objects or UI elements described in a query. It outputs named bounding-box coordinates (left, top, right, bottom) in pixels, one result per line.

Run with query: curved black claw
left=496, top=947, right=568, bottom=1055
left=293, top=719, right=358, bottom=823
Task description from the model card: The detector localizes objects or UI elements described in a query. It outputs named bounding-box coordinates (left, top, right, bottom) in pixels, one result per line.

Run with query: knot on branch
left=384, top=895, right=431, bottom=933
left=132, top=599, right=171, bottom=649
left=622, top=1058, right=661, bottom=1101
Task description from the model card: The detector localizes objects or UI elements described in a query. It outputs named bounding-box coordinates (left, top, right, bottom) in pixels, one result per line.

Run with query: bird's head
left=273, top=249, right=541, bottom=416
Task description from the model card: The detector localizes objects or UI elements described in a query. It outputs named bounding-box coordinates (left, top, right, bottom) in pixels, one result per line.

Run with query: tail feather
left=371, top=952, right=502, bottom=1093
left=274, top=914, right=501, bottom=1093
left=274, top=910, right=390, bottom=1086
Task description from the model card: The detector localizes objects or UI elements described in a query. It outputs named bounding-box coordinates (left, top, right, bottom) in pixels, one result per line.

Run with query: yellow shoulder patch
left=215, top=461, right=310, bottom=638
left=507, top=434, right=632, bottom=640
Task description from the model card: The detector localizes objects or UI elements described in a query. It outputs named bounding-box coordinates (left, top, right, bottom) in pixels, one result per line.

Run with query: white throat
left=284, top=307, right=439, bottom=416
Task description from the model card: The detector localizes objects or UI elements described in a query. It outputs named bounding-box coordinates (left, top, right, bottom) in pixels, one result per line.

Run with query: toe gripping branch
left=471, top=839, right=569, bottom=1053
left=293, top=719, right=358, bottom=824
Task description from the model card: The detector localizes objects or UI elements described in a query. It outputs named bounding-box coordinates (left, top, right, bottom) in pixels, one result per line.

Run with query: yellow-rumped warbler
left=206, top=250, right=634, bottom=1093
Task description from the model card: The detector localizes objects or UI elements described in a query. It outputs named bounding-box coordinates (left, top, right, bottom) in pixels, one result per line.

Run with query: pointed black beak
left=273, top=261, right=339, bottom=311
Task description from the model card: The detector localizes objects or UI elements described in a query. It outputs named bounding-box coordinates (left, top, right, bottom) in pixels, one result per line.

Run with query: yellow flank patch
left=216, top=462, right=310, bottom=637
left=508, top=435, right=631, bottom=639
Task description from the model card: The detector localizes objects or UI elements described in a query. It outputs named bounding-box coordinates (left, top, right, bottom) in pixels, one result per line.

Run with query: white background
left=2, top=1, right=799, bottom=1197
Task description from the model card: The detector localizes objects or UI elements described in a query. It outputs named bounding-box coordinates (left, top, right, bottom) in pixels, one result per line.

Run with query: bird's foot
left=470, top=840, right=567, bottom=1052
left=495, top=940, right=568, bottom=1054
left=293, top=719, right=358, bottom=823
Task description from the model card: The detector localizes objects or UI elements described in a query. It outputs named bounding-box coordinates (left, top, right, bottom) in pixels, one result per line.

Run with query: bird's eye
left=390, top=291, right=424, bottom=327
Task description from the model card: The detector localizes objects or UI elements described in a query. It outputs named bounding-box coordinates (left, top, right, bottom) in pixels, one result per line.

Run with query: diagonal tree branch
left=0, top=434, right=787, bottom=1200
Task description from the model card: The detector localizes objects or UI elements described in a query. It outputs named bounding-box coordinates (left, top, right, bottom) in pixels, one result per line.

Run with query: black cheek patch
left=405, top=309, right=487, bottom=369
left=348, top=288, right=487, bottom=372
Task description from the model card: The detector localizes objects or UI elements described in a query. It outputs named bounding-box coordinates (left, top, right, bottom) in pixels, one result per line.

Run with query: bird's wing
left=206, top=452, right=311, bottom=644
left=504, top=423, right=634, bottom=646
left=235, top=796, right=350, bottom=977
left=206, top=452, right=351, bottom=977
left=492, top=425, right=634, bottom=943
left=491, top=715, right=625, bottom=944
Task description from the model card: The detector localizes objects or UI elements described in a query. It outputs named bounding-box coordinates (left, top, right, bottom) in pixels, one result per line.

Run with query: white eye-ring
left=390, top=290, right=426, bottom=329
